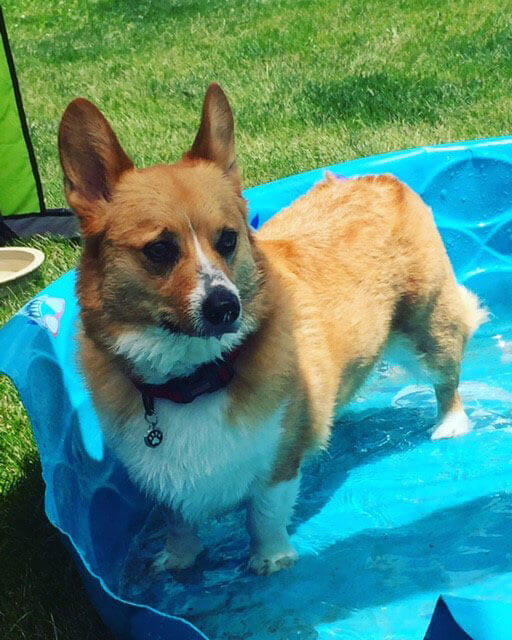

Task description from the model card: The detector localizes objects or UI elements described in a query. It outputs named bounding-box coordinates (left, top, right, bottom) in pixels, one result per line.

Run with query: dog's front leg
left=247, top=476, right=299, bottom=575
left=153, top=510, right=204, bottom=572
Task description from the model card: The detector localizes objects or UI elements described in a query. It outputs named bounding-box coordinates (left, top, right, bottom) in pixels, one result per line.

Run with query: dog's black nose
left=202, top=287, right=241, bottom=326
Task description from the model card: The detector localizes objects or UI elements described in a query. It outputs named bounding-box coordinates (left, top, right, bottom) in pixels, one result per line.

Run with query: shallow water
left=118, top=319, right=512, bottom=640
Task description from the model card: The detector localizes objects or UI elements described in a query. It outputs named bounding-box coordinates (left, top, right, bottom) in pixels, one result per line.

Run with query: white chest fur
left=102, top=392, right=285, bottom=523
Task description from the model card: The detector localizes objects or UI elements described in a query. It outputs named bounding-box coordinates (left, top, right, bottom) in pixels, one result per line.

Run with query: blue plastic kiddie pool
left=1, top=137, right=512, bottom=640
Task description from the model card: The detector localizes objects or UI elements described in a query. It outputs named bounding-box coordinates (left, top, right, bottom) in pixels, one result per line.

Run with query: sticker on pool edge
left=20, top=295, right=66, bottom=337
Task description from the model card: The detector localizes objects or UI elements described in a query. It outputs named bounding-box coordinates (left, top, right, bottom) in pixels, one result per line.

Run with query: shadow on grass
left=303, top=72, right=482, bottom=127
left=448, top=23, right=512, bottom=61
left=24, top=0, right=215, bottom=66
left=0, top=460, right=113, bottom=640
left=93, top=0, right=207, bottom=22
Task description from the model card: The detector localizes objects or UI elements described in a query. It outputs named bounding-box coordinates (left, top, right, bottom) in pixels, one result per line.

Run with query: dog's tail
left=458, top=285, right=489, bottom=337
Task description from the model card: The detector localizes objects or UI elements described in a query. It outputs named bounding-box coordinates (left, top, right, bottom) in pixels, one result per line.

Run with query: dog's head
left=59, top=84, right=266, bottom=381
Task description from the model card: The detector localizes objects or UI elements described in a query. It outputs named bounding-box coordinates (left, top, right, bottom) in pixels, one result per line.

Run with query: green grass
left=1, top=0, right=512, bottom=637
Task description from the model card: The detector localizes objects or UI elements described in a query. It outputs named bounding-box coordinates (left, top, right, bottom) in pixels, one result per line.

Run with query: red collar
left=132, top=346, right=242, bottom=405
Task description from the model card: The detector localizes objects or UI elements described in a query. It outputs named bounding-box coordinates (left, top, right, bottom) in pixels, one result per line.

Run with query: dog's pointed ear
left=58, top=98, right=134, bottom=234
left=184, top=84, right=241, bottom=193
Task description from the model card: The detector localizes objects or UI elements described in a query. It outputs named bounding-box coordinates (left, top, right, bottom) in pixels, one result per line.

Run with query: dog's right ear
left=58, top=98, right=133, bottom=235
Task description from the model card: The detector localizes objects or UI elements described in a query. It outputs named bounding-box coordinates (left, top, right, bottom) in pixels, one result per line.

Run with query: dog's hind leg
left=397, top=284, right=485, bottom=440
left=414, top=327, right=470, bottom=440
left=431, top=380, right=470, bottom=440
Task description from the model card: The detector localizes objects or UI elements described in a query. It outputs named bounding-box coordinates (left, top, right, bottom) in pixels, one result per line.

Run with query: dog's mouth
left=199, top=319, right=241, bottom=339
left=159, top=318, right=186, bottom=335
left=158, top=317, right=240, bottom=339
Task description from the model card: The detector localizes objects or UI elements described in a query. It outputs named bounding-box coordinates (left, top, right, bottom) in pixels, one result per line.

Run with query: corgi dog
left=58, top=84, right=486, bottom=575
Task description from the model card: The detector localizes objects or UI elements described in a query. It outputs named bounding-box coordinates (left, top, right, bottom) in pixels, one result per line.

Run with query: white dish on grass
left=0, top=247, right=45, bottom=284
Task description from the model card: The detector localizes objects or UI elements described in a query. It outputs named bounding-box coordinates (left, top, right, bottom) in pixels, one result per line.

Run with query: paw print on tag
left=144, top=429, right=163, bottom=448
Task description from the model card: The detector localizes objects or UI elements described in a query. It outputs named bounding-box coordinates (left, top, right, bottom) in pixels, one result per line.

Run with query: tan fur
left=60, top=86, right=483, bottom=463
left=59, top=84, right=485, bottom=570
left=256, top=172, right=482, bottom=474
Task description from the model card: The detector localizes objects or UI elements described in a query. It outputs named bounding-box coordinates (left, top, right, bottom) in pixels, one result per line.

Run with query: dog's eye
left=215, top=228, right=238, bottom=257
left=143, top=239, right=179, bottom=266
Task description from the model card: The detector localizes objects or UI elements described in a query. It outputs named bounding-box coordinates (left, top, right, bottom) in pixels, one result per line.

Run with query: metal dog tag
left=144, top=428, right=163, bottom=448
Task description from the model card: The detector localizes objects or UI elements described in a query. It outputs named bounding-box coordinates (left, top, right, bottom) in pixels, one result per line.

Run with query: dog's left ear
left=184, top=84, right=241, bottom=193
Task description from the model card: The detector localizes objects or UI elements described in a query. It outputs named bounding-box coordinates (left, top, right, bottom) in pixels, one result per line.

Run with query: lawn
left=1, top=0, right=511, bottom=637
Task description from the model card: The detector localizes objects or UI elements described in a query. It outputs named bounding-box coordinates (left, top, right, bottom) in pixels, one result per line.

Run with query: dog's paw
left=248, top=546, right=298, bottom=575
left=153, top=539, right=204, bottom=572
left=431, top=410, right=472, bottom=440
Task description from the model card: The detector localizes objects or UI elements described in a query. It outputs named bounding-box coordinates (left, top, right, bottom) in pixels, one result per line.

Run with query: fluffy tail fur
left=458, top=285, right=489, bottom=337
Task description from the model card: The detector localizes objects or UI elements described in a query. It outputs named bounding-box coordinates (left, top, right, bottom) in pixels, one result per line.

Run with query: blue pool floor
left=117, top=319, right=512, bottom=640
